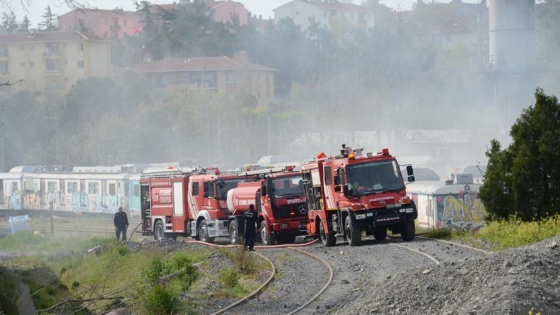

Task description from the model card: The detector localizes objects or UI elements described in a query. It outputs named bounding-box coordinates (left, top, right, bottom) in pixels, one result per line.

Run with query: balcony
left=44, top=68, right=64, bottom=76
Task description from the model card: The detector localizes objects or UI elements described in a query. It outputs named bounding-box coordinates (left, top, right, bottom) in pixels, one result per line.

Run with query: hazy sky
left=2, top=0, right=483, bottom=28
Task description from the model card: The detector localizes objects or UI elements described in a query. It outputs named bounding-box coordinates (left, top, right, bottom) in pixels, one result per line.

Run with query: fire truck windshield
left=346, top=160, right=404, bottom=195
left=216, top=178, right=245, bottom=200
left=269, top=175, right=304, bottom=197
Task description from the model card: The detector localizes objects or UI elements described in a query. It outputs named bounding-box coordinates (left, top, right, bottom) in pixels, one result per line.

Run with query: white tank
left=489, top=0, right=535, bottom=72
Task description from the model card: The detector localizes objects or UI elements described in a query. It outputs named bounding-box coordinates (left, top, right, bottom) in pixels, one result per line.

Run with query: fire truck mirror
left=261, top=184, right=267, bottom=196
left=406, top=165, right=414, bottom=176
left=343, top=184, right=350, bottom=197
left=408, top=175, right=415, bottom=183
left=334, top=176, right=341, bottom=186
left=334, top=185, right=342, bottom=192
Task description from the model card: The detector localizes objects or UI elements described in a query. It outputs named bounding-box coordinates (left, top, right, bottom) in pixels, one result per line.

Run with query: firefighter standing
left=114, top=206, right=129, bottom=242
left=244, top=204, right=257, bottom=251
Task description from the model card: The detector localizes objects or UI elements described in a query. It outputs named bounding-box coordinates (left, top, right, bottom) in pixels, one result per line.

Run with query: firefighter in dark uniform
left=244, top=204, right=257, bottom=251
left=114, top=206, right=129, bottom=242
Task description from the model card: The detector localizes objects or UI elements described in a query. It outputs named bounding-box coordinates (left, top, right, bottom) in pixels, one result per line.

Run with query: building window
left=29, top=45, right=34, bottom=51
left=30, top=61, right=35, bottom=68
left=45, top=59, right=61, bottom=71
left=227, top=72, right=236, bottom=84
left=0, top=63, right=8, bottom=74
left=77, top=43, right=83, bottom=51
left=78, top=60, right=84, bottom=68
left=45, top=43, right=59, bottom=55
left=124, top=19, right=128, bottom=26
left=179, top=72, right=189, bottom=84
left=19, top=45, right=25, bottom=51
left=0, top=45, right=8, bottom=56
left=20, top=62, right=25, bottom=68
left=105, top=18, right=108, bottom=24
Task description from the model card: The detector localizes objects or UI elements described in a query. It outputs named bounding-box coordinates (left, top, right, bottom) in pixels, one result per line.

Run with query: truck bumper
left=353, top=204, right=417, bottom=228
left=271, top=220, right=309, bottom=235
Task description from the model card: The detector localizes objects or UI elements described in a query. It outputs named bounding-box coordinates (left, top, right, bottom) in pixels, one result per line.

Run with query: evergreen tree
left=39, top=5, right=58, bottom=31
left=18, top=16, right=30, bottom=32
left=1, top=11, right=17, bottom=32
left=480, top=88, right=560, bottom=221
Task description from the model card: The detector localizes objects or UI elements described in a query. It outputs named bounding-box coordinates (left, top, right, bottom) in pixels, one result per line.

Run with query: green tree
left=0, top=90, right=47, bottom=170
left=1, top=11, right=17, bottom=32
left=480, top=88, right=560, bottom=221
left=18, top=16, right=30, bottom=32
left=39, top=5, right=58, bottom=31
left=61, top=77, right=131, bottom=165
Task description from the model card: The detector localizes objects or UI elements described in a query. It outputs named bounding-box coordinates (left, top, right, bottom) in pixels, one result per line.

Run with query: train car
left=406, top=174, right=487, bottom=232
left=0, top=171, right=26, bottom=210
left=0, top=165, right=143, bottom=216
left=127, top=173, right=142, bottom=218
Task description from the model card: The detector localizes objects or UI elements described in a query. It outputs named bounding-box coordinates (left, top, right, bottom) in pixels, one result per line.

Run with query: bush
left=142, top=258, right=165, bottom=287
left=143, top=285, right=180, bottom=315
left=0, top=267, right=17, bottom=301
left=224, top=247, right=257, bottom=275
left=218, top=268, right=240, bottom=288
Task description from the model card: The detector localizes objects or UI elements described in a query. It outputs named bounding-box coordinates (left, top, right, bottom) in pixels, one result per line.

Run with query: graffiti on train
left=5, top=189, right=123, bottom=213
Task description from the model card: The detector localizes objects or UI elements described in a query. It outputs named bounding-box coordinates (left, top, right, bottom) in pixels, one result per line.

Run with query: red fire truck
left=140, top=166, right=252, bottom=242
left=227, top=166, right=308, bottom=245
left=302, top=144, right=417, bottom=247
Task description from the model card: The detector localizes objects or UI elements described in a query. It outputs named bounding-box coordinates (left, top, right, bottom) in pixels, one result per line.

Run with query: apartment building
left=274, top=0, right=375, bottom=31
left=0, top=31, right=111, bottom=95
left=126, top=54, right=276, bottom=106
left=59, top=8, right=140, bottom=39
left=58, top=1, right=249, bottom=41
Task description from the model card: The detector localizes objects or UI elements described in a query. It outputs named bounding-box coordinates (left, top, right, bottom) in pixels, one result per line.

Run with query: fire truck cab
left=302, top=144, right=417, bottom=247
left=227, top=166, right=308, bottom=245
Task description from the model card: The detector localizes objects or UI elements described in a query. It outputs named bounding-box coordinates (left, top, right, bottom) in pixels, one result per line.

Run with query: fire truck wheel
left=199, top=220, right=215, bottom=243
left=373, top=228, right=388, bottom=241
left=319, top=220, right=336, bottom=247
left=260, top=221, right=276, bottom=245
left=345, top=216, right=362, bottom=246
left=229, top=221, right=241, bottom=245
left=401, top=221, right=415, bottom=242
left=154, top=220, right=164, bottom=240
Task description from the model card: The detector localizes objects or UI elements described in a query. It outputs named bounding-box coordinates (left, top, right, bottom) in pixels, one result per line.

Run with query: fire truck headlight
left=355, top=214, right=366, bottom=220
left=281, top=224, right=288, bottom=229
left=218, top=221, right=225, bottom=229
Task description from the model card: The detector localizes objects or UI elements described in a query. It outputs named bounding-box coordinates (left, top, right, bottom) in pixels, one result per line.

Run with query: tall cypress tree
left=480, top=88, right=560, bottom=221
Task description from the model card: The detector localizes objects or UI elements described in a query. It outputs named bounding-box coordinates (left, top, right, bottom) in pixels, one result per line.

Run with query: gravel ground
left=334, top=235, right=560, bottom=315
left=179, top=233, right=560, bottom=315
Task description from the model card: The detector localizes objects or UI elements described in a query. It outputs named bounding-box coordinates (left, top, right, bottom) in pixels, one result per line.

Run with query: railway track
left=210, top=244, right=334, bottom=315
left=0, top=216, right=141, bottom=237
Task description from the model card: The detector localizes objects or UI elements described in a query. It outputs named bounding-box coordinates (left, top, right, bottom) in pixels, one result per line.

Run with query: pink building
left=151, top=1, right=249, bottom=26
left=58, top=9, right=141, bottom=39
left=209, top=0, right=249, bottom=25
